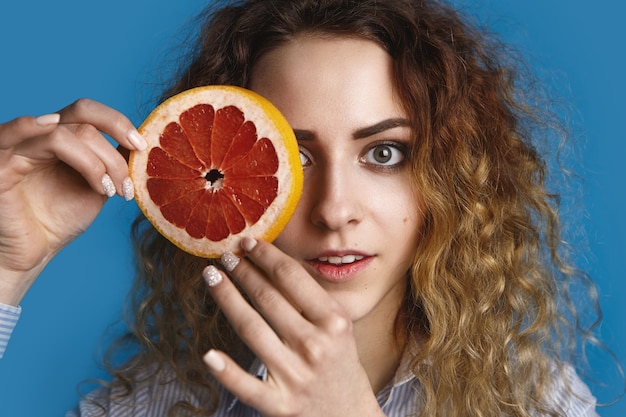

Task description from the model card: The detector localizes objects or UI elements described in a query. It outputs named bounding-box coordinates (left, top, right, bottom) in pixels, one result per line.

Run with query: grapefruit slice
left=129, top=85, right=303, bottom=258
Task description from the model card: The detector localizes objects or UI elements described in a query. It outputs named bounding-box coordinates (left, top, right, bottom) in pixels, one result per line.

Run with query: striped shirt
left=0, top=304, right=599, bottom=416
left=68, top=348, right=598, bottom=417
left=68, top=356, right=423, bottom=417
left=0, top=303, right=20, bottom=359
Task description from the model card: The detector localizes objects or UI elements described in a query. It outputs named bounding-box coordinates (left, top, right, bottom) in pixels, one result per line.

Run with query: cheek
left=377, top=187, right=426, bottom=256
left=273, top=225, right=299, bottom=256
left=273, top=198, right=309, bottom=255
left=375, top=180, right=424, bottom=226
left=380, top=202, right=423, bottom=240
left=273, top=174, right=321, bottom=248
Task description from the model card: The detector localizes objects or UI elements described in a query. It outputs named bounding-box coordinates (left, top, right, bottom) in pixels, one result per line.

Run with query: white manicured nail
left=122, top=177, right=134, bottom=201
left=202, top=265, right=223, bottom=287
left=241, top=237, right=257, bottom=252
left=127, top=129, right=147, bottom=151
left=203, top=349, right=226, bottom=372
left=101, top=174, right=116, bottom=198
left=220, top=252, right=240, bottom=272
left=36, top=113, right=60, bottom=126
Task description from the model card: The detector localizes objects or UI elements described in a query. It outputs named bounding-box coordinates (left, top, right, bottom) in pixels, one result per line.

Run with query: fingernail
left=101, top=174, right=116, bottom=198
left=122, top=177, right=134, bottom=201
left=36, top=113, right=60, bottom=126
left=202, top=265, right=222, bottom=287
left=220, top=251, right=240, bottom=272
left=203, top=349, right=226, bottom=372
left=241, top=237, right=257, bottom=252
left=127, top=129, right=148, bottom=151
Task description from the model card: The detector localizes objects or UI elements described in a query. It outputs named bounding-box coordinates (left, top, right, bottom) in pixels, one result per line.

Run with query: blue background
left=0, top=1, right=624, bottom=416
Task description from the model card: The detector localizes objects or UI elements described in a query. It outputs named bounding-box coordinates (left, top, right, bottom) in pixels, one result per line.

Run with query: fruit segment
left=146, top=103, right=279, bottom=241
left=180, top=103, right=214, bottom=167
left=211, top=106, right=245, bottom=168
left=160, top=122, right=204, bottom=171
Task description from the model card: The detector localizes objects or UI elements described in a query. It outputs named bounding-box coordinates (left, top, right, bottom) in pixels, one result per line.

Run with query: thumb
left=0, top=114, right=60, bottom=149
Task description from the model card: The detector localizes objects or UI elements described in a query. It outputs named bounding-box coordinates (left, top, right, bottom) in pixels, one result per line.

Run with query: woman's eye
left=361, top=143, right=406, bottom=167
left=299, top=147, right=312, bottom=167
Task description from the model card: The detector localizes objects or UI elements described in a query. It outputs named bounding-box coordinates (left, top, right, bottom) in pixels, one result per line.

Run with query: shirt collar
left=376, top=339, right=420, bottom=408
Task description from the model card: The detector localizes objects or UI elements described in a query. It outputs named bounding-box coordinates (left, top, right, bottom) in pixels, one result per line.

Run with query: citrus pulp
left=129, top=85, right=303, bottom=258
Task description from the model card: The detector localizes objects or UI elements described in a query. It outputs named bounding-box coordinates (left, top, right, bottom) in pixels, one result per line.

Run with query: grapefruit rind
left=129, top=85, right=303, bottom=258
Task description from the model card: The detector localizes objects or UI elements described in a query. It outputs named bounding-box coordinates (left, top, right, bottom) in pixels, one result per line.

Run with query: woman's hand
left=0, top=99, right=147, bottom=305
left=202, top=238, right=386, bottom=417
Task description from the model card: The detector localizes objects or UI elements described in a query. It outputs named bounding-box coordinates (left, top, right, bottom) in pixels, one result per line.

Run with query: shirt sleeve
left=548, top=363, right=599, bottom=417
left=66, top=368, right=216, bottom=417
left=0, top=302, right=21, bottom=359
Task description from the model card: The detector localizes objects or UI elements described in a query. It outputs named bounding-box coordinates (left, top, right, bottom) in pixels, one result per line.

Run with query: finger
left=220, top=251, right=315, bottom=343
left=48, top=125, right=116, bottom=197
left=16, top=124, right=119, bottom=198
left=240, top=238, right=345, bottom=326
left=0, top=114, right=60, bottom=149
left=203, top=349, right=279, bottom=415
left=73, top=124, right=133, bottom=199
left=202, top=265, right=293, bottom=366
left=58, top=98, right=147, bottom=151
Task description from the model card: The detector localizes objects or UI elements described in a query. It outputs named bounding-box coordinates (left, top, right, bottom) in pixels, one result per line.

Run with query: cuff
left=0, top=302, right=22, bottom=359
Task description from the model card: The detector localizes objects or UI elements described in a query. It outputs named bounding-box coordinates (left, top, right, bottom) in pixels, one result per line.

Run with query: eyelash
left=298, top=141, right=409, bottom=172
left=359, top=141, right=408, bottom=171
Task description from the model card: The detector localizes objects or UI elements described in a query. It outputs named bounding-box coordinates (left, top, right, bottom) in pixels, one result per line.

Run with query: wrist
left=0, top=266, right=43, bottom=306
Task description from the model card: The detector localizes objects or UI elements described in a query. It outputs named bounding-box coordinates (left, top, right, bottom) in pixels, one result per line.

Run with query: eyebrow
left=353, top=118, right=411, bottom=139
left=293, top=118, right=411, bottom=141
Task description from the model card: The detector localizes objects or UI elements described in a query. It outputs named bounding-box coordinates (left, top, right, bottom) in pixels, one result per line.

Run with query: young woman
left=0, top=0, right=607, bottom=415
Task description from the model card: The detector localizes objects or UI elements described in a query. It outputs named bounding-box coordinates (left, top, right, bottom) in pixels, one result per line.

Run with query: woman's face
left=249, top=36, right=424, bottom=325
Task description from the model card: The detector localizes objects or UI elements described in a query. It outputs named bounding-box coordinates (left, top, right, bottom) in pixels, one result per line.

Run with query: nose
left=309, top=160, right=363, bottom=231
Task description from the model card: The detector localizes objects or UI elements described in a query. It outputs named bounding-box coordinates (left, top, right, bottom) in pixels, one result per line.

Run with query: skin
left=0, top=100, right=144, bottom=306
left=204, top=37, right=425, bottom=416
left=0, top=35, right=425, bottom=417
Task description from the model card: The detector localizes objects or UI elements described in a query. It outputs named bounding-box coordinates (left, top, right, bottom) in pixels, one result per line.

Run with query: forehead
left=251, top=35, right=393, bottom=85
left=249, top=36, right=405, bottom=127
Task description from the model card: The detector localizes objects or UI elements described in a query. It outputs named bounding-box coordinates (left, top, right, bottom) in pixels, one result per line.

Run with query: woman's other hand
left=0, top=99, right=147, bottom=306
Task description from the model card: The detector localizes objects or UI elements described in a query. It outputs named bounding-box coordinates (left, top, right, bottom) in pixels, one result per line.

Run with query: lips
left=307, top=252, right=373, bottom=282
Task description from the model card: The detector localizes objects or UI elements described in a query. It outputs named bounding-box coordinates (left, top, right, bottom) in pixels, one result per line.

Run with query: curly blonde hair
left=101, top=0, right=603, bottom=416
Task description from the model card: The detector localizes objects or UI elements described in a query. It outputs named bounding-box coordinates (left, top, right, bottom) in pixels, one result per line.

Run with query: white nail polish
left=122, top=177, right=134, bottom=201
left=241, top=237, right=258, bottom=252
left=220, top=252, right=240, bottom=272
left=127, top=130, right=147, bottom=151
left=204, top=349, right=226, bottom=372
left=101, top=174, right=116, bottom=198
left=203, top=265, right=223, bottom=287
left=36, top=113, right=60, bottom=126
